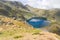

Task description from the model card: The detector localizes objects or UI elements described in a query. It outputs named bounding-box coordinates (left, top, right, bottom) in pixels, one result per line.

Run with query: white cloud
left=5, top=0, right=60, bottom=9
left=7, top=0, right=19, bottom=1
left=25, top=0, right=53, bottom=9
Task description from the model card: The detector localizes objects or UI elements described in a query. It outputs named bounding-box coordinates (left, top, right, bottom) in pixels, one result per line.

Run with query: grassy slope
left=0, top=15, right=60, bottom=40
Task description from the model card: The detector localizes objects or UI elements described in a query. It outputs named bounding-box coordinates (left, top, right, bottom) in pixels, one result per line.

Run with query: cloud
left=28, top=0, right=60, bottom=9
left=5, top=0, right=60, bottom=9
left=24, top=0, right=53, bottom=9
left=7, top=0, right=19, bottom=1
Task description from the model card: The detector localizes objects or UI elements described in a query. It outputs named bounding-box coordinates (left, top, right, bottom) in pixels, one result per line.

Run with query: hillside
left=0, top=1, right=36, bottom=21
left=26, top=5, right=60, bottom=21
left=0, top=15, right=59, bottom=40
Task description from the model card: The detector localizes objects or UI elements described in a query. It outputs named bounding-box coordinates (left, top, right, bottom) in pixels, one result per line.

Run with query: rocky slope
left=0, top=1, right=36, bottom=21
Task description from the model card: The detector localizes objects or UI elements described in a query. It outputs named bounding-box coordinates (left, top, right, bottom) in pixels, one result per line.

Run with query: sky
left=7, top=0, right=60, bottom=9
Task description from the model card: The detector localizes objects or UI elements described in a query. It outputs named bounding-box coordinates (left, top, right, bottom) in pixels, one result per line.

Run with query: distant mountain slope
left=26, top=5, right=60, bottom=21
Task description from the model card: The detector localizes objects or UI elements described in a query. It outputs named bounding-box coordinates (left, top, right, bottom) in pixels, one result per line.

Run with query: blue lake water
left=27, top=17, right=50, bottom=28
